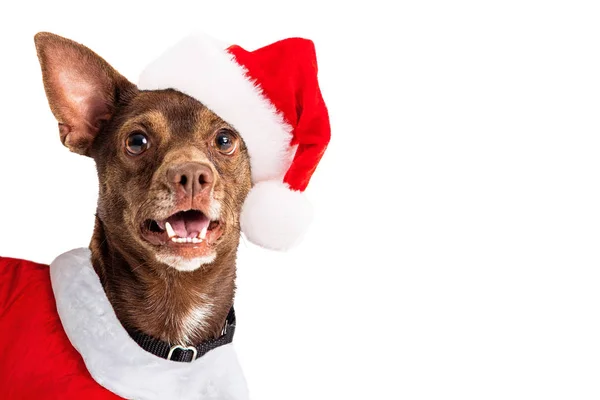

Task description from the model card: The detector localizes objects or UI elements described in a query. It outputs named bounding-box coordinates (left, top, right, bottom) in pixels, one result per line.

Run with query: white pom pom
left=240, top=180, right=313, bottom=250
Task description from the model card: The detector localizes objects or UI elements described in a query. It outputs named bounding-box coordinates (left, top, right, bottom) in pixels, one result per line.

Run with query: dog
left=35, top=31, right=251, bottom=345
left=0, top=31, right=330, bottom=399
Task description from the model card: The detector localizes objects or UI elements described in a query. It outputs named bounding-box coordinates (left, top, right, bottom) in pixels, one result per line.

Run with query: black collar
left=127, top=307, right=236, bottom=363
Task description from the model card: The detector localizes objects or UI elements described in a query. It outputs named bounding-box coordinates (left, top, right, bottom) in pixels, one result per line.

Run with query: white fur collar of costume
left=49, top=248, right=249, bottom=400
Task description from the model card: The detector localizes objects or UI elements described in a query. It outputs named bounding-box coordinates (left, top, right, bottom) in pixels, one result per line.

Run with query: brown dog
left=35, top=32, right=251, bottom=346
left=2, top=30, right=330, bottom=399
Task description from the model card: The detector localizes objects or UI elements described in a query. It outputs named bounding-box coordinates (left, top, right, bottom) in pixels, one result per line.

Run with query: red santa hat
left=138, top=33, right=330, bottom=251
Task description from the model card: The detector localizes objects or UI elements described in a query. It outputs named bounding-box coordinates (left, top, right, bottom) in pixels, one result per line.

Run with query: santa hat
left=138, top=33, right=330, bottom=251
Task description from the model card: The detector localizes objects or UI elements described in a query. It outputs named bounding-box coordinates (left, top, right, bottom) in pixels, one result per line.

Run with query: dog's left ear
left=34, top=32, right=136, bottom=156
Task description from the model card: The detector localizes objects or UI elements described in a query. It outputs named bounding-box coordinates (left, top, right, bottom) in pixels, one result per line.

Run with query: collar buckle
left=167, top=344, right=198, bottom=362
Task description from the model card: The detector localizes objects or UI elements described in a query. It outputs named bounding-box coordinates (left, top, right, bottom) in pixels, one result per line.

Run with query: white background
left=1, top=1, right=599, bottom=399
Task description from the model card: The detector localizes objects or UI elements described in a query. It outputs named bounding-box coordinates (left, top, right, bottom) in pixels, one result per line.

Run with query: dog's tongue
left=166, top=211, right=210, bottom=238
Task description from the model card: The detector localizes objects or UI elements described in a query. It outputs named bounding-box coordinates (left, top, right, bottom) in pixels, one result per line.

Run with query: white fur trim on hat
left=138, top=33, right=294, bottom=183
left=240, top=181, right=313, bottom=250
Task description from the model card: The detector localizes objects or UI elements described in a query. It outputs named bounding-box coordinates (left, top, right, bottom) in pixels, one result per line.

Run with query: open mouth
left=141, top=210, right=221, bottom=246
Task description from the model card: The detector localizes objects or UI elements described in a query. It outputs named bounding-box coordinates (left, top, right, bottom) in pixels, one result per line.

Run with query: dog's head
left=35, top=33, right=252, bottom=272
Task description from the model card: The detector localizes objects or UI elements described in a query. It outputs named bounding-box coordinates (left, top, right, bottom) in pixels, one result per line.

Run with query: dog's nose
left=167, top=162, right=214, bottom=196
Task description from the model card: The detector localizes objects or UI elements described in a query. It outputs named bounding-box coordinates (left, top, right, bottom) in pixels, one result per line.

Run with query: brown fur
left=34, top=33, right=252, bottom=344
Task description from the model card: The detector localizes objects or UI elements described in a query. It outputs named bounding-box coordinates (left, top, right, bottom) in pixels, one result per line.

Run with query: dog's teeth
left=169, top=234, right=205, bottom=244
left=199, top=226, right=208, bottom=240
left=165, top=222, right=176, bottom=238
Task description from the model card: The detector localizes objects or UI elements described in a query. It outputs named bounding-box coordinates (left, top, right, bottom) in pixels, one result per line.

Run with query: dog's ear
left=34, top=32, right=136, bottom=156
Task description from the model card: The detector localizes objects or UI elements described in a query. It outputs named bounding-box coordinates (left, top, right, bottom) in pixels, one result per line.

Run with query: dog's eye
left=126, top=131, right=150, bottom=156
left=214, top=129, right=238, bottom=155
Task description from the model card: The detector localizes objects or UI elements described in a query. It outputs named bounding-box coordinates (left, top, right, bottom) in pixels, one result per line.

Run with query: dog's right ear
left=34, top=32, right=137, bottom=156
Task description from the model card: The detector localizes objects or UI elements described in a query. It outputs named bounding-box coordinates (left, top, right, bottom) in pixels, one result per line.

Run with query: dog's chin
left=138, top=208, right=224, bottom=271
left=155, top=253, right=217, bottom=272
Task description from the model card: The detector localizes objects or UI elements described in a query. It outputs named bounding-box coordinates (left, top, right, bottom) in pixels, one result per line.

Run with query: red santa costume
left=0, top=31, right=330, bottom=399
